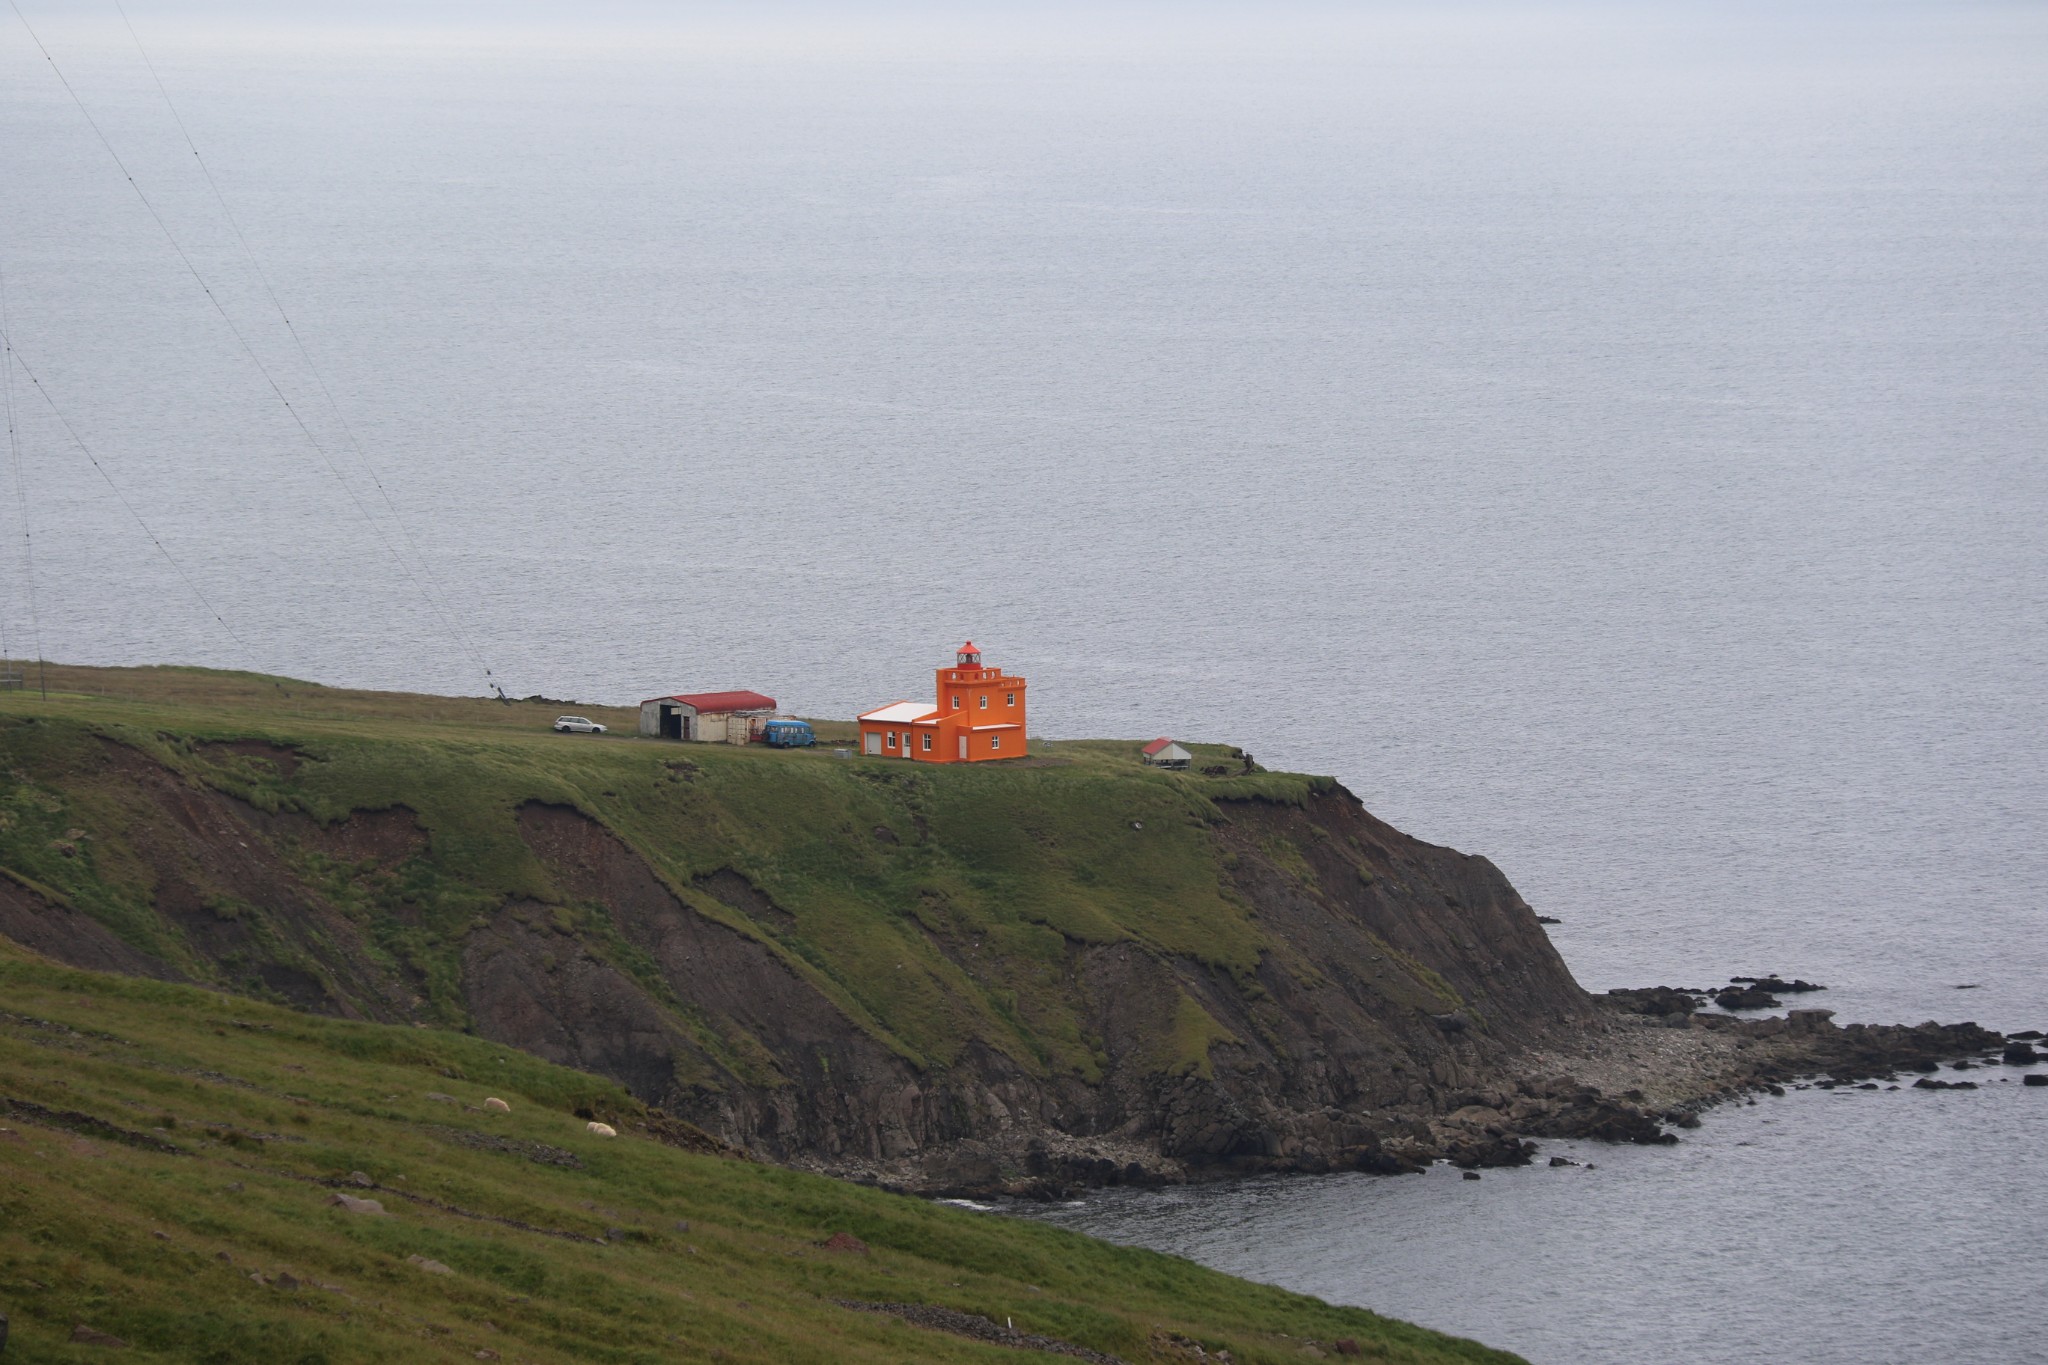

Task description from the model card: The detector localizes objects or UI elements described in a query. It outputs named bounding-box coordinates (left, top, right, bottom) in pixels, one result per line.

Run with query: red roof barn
left=639, top=690, right=778, bottom=744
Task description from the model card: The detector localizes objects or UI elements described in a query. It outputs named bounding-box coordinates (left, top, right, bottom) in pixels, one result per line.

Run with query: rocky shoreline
left=808, top=986, right=2032, bottom=1199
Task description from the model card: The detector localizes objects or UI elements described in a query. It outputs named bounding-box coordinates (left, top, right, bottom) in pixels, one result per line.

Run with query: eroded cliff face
left=479, top=794, right=1595, bottom=1183
left=0, top=736, right=420, bottom=1017
left=0, top=722, right=1601, bottom=1190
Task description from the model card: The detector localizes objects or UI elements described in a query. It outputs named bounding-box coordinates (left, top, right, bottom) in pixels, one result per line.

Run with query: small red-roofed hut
left=1141, top=737, right=1191, bottom=769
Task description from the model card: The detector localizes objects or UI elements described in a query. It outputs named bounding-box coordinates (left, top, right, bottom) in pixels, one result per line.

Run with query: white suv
left=552, top=716, right=606, bottom=734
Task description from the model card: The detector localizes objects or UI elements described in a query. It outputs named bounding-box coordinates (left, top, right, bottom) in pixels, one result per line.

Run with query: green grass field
left=0, top=937, right=1520, bottom=1364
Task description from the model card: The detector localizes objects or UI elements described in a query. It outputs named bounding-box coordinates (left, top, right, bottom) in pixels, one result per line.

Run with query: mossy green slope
left=0, top=939, right=1521, bottom=1364
left=0, top=666, right=1307, bottom=1083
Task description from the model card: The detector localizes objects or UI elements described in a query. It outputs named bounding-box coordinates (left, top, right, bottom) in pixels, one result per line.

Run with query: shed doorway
left=660, top=706, right=684, bottom=740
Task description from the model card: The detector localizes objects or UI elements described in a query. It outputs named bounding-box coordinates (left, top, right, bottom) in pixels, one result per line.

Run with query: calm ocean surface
left=4, top=3, right=2043, bottom=1359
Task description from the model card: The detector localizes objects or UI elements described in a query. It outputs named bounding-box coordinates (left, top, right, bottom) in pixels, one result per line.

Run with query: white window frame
left=921, top=732, right=932, bottom=751
left=886, top=731, right=897, bottom=748
left=978, top=694, right=988, bottom=709
left=990, top=734, right=1001, bottom=751
left=1006, top=692, right=1016, bottom=706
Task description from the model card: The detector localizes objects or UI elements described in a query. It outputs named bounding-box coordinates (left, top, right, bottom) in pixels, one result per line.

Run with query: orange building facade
left=857, top=642, right=1027, bottom=763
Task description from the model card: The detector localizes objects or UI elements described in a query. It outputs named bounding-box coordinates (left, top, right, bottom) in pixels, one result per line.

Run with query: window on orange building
left=886, top=731, right=896, bottom=748
left=1006, top=692, right=1015, bottom=706
left=952, top=696, right=961, bottom=709
left=991, top=734, right=1001, bottom=750
left=921, top=733, right=932, bottom=751
left=979, top=695, right=988, bottom=709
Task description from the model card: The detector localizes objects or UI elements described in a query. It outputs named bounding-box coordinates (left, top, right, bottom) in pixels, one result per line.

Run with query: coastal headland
left=0, top=664, right=2017, bottom=1204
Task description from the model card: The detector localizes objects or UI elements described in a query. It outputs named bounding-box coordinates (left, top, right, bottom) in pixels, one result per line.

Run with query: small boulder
left=586, top=1121, right=617, bottom=1138
left=406, top=1254, right=454, bottom=1276
left=1461, top=1171, right=1481, bottom=1181
left=1603, top=986, right=1702, bottom=1018
left=821, top=1231, right=870, bottom=1254
left=483, top=1097, right=512, bottom=1113
left=1714, top=987, right=1780, bottom=1011
left=2025, top=1074, right=2047, bottom=1087
left=1730, top=975, right=1825, bottom=993
left=2001, top=1043, right=2039, bottom=1065
left=328, top=1193, right=388, bottom=1215
left=425, top=1092, right=458, bottom=1104
left=348, top=1171, right=374, bottom=1187
left=70, top=1323, right=130, bottom=1348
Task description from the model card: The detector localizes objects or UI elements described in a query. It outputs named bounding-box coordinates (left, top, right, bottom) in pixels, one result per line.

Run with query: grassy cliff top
left=0, top=664, right=1337, bottom=1081
left=0, top=936, right=1520, bottom=1363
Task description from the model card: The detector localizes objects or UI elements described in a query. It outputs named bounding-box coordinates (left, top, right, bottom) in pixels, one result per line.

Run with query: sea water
left=2, top=4, right=2042, bottom=1360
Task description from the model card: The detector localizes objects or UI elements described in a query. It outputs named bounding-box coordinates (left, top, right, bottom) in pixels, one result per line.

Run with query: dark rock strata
left=0, top=735, right=2012, bottom=1197
left=472, top=794, right=1600, bottom=1190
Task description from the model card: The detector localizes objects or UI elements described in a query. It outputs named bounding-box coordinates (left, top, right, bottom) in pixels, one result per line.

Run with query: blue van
left=761, top=719, right=817, bottom=748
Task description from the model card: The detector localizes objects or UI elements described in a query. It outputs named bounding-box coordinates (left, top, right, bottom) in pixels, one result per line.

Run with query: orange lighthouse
left=857, top=641, right=1028, bottom=763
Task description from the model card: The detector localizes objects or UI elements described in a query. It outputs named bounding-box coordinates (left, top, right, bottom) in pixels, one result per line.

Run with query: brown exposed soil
left=193, top=738, right=306, bottom=779
left=0, top=874, right=184, bottom=981
left=290, top=805, right=426, bottom=868
left=17, top=739, right=423, bottom=1020
left=495, top=802, right=1000, bottom=1163
left=690, top=867, right=796, bottom=932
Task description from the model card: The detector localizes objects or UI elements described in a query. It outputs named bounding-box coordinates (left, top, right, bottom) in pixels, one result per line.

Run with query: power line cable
left=0, top=277, right=13, bottom=665
left=111, top=0, right=507, bottom=697
left=0, top=260, right=48, bottom=698
left=9, top=1, right=507, bottom=697
left=0, top=324, right=252, bottom=665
